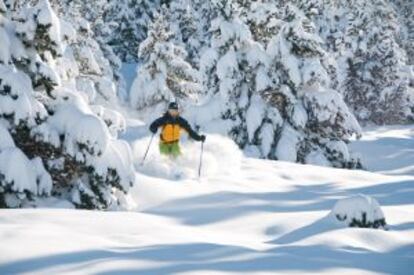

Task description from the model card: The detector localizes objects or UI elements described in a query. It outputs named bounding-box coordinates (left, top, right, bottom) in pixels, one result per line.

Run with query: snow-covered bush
left=331, top=194, right=387, bottom=229
left=0, top=0, right=135, bottom=209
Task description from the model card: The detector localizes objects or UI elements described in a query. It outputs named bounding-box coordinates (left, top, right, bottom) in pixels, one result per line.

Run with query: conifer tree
left=103, top=0, right=160, bottom=62
left=343, top=0, right=412, bottom=124
left=262, top=5, right=362, bottom=167
left=130, top=7, right=200, bottom=110
left=0, top=0, right=135, bottom=209
left=169, top=0, right=201, bottom=65
left=200, top=3, right=361, bottom=167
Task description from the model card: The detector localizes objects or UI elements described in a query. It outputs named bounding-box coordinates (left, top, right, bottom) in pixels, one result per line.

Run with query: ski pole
left=141, top=133, right=155, bottom=166
left=198, top=140, right=204, bottom=179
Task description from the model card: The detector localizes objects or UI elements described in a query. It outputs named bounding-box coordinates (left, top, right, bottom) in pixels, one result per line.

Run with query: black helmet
left=168, top=102, right=179, bottom=110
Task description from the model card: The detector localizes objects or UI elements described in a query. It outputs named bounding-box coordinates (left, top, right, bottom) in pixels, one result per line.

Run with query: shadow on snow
left=1, top=242, right=413, bottom=274
left=143, top=180, right=414, bottom=226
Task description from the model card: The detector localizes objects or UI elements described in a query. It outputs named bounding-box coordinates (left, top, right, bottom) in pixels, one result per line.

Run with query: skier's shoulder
left=151, top=113, right=169, bottom=127
left=177, top=116, right=190, bottom=126
left=157, top=113, right=170, bottom=122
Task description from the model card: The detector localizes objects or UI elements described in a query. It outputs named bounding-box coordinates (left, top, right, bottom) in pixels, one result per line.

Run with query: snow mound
left=133, top=134, right=242, bottom=180
left=331, top=194, right=387, bottom=229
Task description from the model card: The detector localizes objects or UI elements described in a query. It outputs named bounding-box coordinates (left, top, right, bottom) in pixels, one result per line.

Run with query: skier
left=149, top=102, right=206, bottom=158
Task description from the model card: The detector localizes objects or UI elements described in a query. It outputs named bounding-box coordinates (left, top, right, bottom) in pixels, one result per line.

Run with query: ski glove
left=200, top=135, right=206, bottom=142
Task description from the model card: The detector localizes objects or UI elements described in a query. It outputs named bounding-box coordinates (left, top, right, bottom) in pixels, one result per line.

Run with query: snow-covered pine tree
left=12, top=0, right=63, bottom=94
left=290, top=0, right=343, bottom=90
left=388, top=0, right=414, bottom=98
left=199, top=0, right=274, bottom=149
left=391, top=0, right=414, bottom=65
left=199, top=2, right=361, bottom=167
left=102, top=0, right=160, bottom=62
left=52, top=0, right=105, bottom=25
left=169, top=0, right=201, bottom=66
left=39, top=1, right=124, bottom=140
left=54, top=0, right=128, bottom=107
left=0, top=0, right=135, bottom=209
left=182, top=0, right=221, bottom=67
left=343, top=0, right=412, bottom=124
left=243, top=0, right=283, bottom=46
left=130, top=7, right=200, bottom=110
left=293, top=0, right=413, bottom=125
left=261, top=4, right=362, bottom=167
left=0, top=0, right=52, bottom=207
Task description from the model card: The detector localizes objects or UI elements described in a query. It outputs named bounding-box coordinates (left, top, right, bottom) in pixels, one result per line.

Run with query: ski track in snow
left=1, top=122, right=414, bottom=274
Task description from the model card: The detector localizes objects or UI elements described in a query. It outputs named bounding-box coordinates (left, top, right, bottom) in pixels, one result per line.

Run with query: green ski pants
left=159, top=142, right=181, bottom=158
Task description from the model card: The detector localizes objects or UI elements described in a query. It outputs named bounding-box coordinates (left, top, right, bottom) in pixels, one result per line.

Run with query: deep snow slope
left=1, top=123, right=414, bottom=274
left=350, top=124, right=414, bottom=176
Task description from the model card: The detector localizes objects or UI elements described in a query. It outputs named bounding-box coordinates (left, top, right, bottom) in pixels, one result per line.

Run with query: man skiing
left=149, top=102, right=206, bottom=158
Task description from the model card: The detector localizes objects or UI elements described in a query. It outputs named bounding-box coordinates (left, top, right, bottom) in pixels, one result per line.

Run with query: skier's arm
left=149, top=116, right=166, bottom=134
left=179, top=118, right=205, bottom=142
